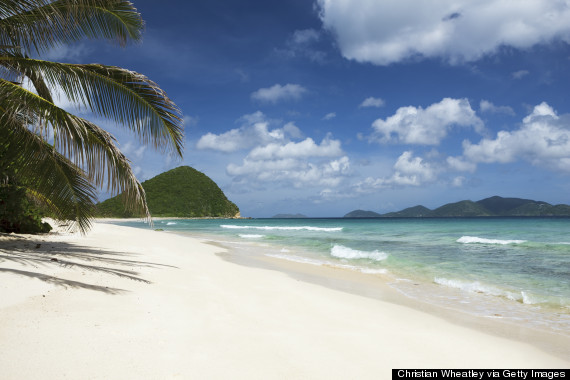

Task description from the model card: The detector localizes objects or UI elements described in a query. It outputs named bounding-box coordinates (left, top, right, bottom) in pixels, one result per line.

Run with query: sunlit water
left=114, top=217, right=570, bottom=335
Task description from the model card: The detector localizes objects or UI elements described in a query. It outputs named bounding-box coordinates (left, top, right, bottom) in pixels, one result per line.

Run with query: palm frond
left=0, top=54, right=184, bottom=156
left=0, top=112, right=97, bottom=233
left=0, top=78, right=151, bottom=223
left=0, top=0, right=143, bottom=54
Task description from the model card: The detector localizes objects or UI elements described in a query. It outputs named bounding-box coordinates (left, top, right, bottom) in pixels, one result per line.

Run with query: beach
left=0, top=222, right=568, bottom=379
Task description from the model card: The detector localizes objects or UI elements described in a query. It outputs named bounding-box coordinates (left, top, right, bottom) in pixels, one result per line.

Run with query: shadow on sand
left=0, top=234, right=177, bottom=294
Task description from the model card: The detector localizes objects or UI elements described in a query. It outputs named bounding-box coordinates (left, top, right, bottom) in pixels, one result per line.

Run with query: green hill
left=96, top=166, right=240, bottom=218
left=344, top=210, right=382, bottom=218
left=343, top=196, right=570, bottom=218
left=382, top=205, right=433, bottom=217
left=432, top=200, right=492, bottom=217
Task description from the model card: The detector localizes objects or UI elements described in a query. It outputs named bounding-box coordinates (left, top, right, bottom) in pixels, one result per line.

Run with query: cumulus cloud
left=196, top=111, right=297, bottom=152
left=354, top=151, right=438, bottom=191
left=317, top=0, right=570, bottom=65
left=227, top=137, right=349, bottom=188
left=251, top=83, right=307, bottom=104
left=369, top=98, right=483, bottom=145
left=198, top=113, right=350, bottom=189
left=359, top=97, right=385, bottom=108
left=461, top=102, right=570, bottom=172
left=480, top=100, right=515, bottom=115
left=247, top=137, right=342, bottom=160
left=323, top=112, right=336, bottom=120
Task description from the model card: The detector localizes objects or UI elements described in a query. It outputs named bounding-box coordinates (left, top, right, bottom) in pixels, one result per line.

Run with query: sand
left=0, top=222, right=568, bottom=379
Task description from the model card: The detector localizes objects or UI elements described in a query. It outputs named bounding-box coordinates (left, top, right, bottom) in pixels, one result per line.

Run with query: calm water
left=114, top=217, right=570, bottom=334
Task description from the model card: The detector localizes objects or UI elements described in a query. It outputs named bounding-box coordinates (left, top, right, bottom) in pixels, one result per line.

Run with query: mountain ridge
left=344, top=196, right=570, bottom=218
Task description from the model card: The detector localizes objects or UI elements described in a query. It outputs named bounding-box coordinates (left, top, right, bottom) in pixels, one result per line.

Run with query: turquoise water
left=114, top=217, right=570, bottom=334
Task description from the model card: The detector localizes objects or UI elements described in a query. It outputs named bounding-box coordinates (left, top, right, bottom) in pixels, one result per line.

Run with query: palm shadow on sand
left=0, top=234, right=177, bottom=294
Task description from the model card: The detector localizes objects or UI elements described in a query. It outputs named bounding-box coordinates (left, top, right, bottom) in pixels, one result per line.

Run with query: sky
left=54, top=0, right=570, bottom=217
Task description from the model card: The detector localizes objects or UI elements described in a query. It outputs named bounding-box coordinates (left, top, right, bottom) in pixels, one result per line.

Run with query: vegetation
left=343, top=210, right=382, bottom=218
left=0, top=1, right=183, bottom=233
left=96, top=166, right=240, bottom=218
left=344, top=196, right=570, bottom=218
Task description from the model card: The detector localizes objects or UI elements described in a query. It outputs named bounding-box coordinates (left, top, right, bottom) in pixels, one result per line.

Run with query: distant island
left=272, top=213, right=308, bottom=218
left=96, top=166, right=240, bottom=218
left=344, top=196, right=570, bottom=218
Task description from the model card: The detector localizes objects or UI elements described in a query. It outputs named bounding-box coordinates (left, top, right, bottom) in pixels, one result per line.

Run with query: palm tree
left=0, top=0, right=184, bottom=232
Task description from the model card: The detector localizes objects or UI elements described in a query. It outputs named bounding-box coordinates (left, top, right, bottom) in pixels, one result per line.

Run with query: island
left=95, top=166, right=240, bottom=218
left=344, top=196, right=570, bottom=218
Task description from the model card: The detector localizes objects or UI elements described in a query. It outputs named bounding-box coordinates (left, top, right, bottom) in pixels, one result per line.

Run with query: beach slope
left=0, top=223, right=568, bottom=379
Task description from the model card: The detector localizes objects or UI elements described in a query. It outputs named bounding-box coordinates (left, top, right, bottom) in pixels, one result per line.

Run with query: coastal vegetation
left=96, top=166, right=240, bottom=218
left=0, top=1, right=183, bottom=233
left=345, top=196, right=570, bottom=218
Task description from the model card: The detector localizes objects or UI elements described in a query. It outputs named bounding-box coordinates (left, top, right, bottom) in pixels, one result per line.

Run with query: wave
left=266, top=254, right=388, bottom=275
left=266, top=254, right=325, bottom=266
left=166, top=222, right=177, bottom=225
left=220, top=225, right=343, bottom=232
left=434, top=277, right=541, bottom=305
left=457, top=236, right=526, bottom=245
left=238, top=234, right=264, bottom=239
left=330, top=245, right=388, bottom=261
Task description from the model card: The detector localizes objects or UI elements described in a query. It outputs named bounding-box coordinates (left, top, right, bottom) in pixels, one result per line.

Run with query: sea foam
left=239, top=234, right=264, bottom=239
left=433, top=277, right=541, bottom=305
left=457, top=236, right=526, bottom=245
left=330, top=245, right=388, bottom=261
left=221, top=225, right=342, bottom=232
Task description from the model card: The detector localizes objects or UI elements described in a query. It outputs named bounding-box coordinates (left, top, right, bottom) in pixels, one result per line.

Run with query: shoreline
left=215, top=245, right=570, bottom=361
left=1, top=222, right=568, bottom=378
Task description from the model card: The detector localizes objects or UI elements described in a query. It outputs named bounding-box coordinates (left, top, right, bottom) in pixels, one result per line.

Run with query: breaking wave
left=457, top=236, right=526, bottom=245
left=221, top=225, right=343, bottom=232
left=239, top=234, right=264, bottom=239
left=330, top=245, right=388, bottom=261
left=434, top=277, right=540, bottom=305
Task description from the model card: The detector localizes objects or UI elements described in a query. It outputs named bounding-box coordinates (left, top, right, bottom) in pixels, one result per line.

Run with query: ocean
left=114, top=217, right=570, bottom=335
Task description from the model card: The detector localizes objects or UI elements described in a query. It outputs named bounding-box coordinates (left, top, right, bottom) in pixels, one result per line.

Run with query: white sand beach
left=0, top=222, right=568, bottom=379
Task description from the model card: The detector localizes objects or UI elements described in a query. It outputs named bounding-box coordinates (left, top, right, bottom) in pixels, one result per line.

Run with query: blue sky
left=56, top=0, right=570, bottom=217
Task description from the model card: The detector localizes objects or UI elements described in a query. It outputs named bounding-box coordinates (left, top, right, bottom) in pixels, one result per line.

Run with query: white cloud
left=280, top=28, right=327, bottom=63
left=480, top=100, right=515, bottom=115
left=369, top=98, right=483, bottom=145
left=354, top=151, right=438, bottom=191
left=42, top=43, right=91, bottom=62
left=452, top=176, right=466, bottom=187
left=446, top=156, right=477, bottom=172
left=359, top=97, right=385, bottom=108
left=121, top=141, right=147, bottom=161
left=323, top=112, right=336, bottom=120
left=227, top=139, right=350, bottom=188
left=251, top=83, right=307, bottom=104
left=198, top=113, right=350, bottom=189
left=461, top=102, right=570, bottom=172
left=248, top=137, right=343, bottom=160
left=283, top=122, right=303, bottom=139
left=512, top=70, right=530, bottom=79
left=292, top=29, right=321, bottom=45
left=196, top=111, right=297, bottom=153
left=183, top=115, right=199, bottom=127
left=317, top=0, right=570, bottom=65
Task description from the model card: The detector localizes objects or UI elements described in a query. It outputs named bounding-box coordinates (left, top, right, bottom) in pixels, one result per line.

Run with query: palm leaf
left=0, top=112, right=97, bottom=233
left=0, top=0, right=143, bottom=54
left=0, top=78, right=151, bottom=223
left=0, top=54, right=184, bottom=155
